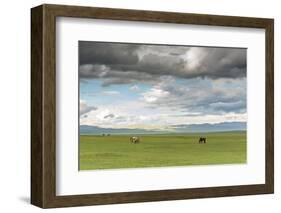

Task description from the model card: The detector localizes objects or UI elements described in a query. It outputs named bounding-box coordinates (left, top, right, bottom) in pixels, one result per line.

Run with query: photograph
left=79, top=41, right=247, bottom=170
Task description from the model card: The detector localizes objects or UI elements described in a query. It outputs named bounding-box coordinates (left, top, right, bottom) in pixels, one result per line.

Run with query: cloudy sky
left=79, top=41, right=247, bottom=131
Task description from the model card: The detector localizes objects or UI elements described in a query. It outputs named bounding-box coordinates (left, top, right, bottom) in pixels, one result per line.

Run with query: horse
left=130, top=136, right=140, bottom=144
left=198, top=137, right=207, bottom=144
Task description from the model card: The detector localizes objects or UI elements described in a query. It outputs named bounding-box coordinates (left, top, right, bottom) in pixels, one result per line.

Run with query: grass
left=79, top=131, right=246, bottom=170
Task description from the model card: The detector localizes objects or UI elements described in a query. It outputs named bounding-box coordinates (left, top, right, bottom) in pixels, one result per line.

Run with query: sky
left=79, top=41, right=247, bottom=131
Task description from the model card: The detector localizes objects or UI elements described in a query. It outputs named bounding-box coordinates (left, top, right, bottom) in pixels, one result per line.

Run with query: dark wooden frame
left=31, top=4, right=274, bottom=208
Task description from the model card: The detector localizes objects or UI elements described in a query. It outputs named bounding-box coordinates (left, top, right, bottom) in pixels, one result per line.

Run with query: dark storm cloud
left=80, top=64, right=156, bottom=86
left=79, top=41, right=139, bottom=66
left=79, top=41, right=246, bottom=86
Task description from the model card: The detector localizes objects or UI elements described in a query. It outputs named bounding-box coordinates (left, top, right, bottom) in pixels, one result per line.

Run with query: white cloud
left=184, top=47, right=208, bottom=71
left=129, top=85, right=139, bottom=91
left=102, top=90, right=120, bottom=95
left=142, top=88, right=170, bottom=103
left=139, top=77, right=246, bottom=115
left=80, top=76, right=246, bottom=130
left=80, top=100, right=97, bottom=116
left=80, top=102, right=246, bottom=130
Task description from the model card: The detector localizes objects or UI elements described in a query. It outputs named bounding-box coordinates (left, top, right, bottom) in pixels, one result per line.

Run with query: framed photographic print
left=31, top=4, right=274, bottom=208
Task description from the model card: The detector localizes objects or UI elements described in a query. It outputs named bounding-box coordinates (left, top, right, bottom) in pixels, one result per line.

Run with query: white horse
left=130, top=136, right=140, bottom=144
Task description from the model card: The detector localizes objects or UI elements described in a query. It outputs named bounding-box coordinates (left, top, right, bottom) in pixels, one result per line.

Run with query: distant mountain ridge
left=171, top=122, right=246, bottom=133
left=80, top=122, right=246, bottom=135
left=80, top=125, right=163, bottom=135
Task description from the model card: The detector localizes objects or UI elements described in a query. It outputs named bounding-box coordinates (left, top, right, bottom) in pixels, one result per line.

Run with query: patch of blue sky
left=80, top=79, right=151, bottom=106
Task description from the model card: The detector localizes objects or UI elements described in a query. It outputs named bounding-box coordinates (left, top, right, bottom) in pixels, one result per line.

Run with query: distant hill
left=80, top=125, right=164, bottom=135
left=171, top=121, right=246, bottom=133
left=80, top=122, right=246, bottom=135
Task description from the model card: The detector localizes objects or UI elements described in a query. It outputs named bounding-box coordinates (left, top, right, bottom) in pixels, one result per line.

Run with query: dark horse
left=199, top=137, right=207, bottom=144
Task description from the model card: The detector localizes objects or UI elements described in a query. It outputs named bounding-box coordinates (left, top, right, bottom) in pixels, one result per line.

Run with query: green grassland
left=79, top=131, right=246, bottom=170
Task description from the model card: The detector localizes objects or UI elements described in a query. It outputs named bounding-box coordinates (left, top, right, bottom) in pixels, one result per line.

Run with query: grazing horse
left=130, top=136, right=140, bottom=144
left=198, top=137, right=207, bottom=144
